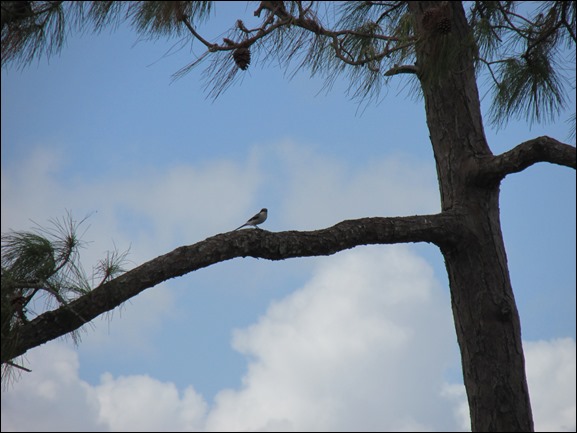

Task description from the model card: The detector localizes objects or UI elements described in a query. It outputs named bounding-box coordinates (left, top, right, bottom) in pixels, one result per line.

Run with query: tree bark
left=2, top=214, right=462, bottom=365
left=477, top=136, right=577, bottom=185
left=408, top=2, right=533, bottom=431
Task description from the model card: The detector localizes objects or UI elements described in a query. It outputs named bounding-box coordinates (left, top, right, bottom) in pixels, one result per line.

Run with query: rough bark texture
left=408, top=2, right=533, bottom=431
left=477, top=136, right=577, bottom=185
left=2, top=214, right=461, bottom=364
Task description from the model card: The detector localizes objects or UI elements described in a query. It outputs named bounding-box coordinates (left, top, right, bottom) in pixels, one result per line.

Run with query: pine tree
left=2, top=2, right=576, bottom=431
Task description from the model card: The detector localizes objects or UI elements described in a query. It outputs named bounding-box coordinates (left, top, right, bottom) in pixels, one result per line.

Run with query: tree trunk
left=408, top=2, right=534, bottom=431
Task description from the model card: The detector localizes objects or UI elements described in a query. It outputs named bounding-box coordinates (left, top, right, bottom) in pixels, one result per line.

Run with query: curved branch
left=180, top=15, right=217, bottom=51
left=477, top=136, right=576, bottom=184
left=384, top=64, right=419, bottom=76
left=180, top=2, right=415, bottom=72
left=2, top=213, right=461, bottom=364
left=180, top=6, right=287, bottom=53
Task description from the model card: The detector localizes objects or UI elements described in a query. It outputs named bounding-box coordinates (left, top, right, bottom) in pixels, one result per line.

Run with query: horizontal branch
left=2, top=213, right=461, bottom=364
left=477, top=136, right=576, bottom=184
left=384, top=64, right=419, bottom=76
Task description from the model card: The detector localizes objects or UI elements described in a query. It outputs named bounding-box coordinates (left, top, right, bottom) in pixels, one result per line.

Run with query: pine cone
left=233, top=47, right=251, bottom=71
left=422, top=3, right=452, bottom=35
left=436, top=17, right=451, bottom=34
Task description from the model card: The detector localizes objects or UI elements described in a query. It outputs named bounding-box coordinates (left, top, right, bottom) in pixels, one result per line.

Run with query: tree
left=1, top=1, right=575, bottom=431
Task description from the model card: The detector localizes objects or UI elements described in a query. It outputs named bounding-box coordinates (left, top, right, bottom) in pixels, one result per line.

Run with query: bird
left=234, top=208, right=268, bottom=231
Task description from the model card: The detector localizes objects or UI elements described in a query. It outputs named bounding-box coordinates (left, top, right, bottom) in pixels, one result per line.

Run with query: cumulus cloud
left=1, top=343, right=105, bottom=432
left=0, top=145, right=264, bottom=359
left=2, top=142, right=574, bottom=432
left=1, top=247, right=575, bottom=432
left=259, top=140, right=440, bottom=230
left=0, top=139, right=440, bottom=359
left=439, top=339, right=577, bottom=433
left=3, top=246, right=461, bottom=432
left=204, top=245, right=459, bottom=432
left=95, top=373, right=207, bottom=432
left=0, top=146, right=66, bottom=231
left=525, top=338, right=576, bottom=432
left=0, top=343, right=208, bottom=432
left=1, top=146, right=262, bottom=254
left=1, top=139, right=438, bottom=260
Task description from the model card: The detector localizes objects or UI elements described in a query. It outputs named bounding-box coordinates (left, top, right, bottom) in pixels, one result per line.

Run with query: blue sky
left=1, top=2, right=575, bottom=431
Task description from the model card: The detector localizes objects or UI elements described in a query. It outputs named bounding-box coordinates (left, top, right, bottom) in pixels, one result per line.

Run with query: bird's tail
left=233, top=224, right=247, bottom=231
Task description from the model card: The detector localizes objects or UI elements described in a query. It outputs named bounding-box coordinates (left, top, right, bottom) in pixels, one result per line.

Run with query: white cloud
left=0, top=343, right=105, bottom=432
left=2, top=246, right=461, bottom=432
left=95, top=373, right=207, bottom=432
left=1, top=247, right=575, bottom=432
left=0, top=140, right=440, bottom=359
left=0, top=146, right=65, bottom=230
left=2, top=141, right=574, bottom=432
left=1, top=140, right=439, bottom=262
left=260, top=140, right=440, bottom=230
left=0, top=343, right=208, bottom=432
left=0, top=145, right=264, bottom=358
left=525, top=338, right=576, bottom=432
left=439, top=339, right=577, bottom=433
left=98, top=157, right=263, bottom=245
left=440, top=384, right=471, bottom=431
left=1, top=146, right=263, bottom=254
left=204, top=246, right=459, bottom=432
left=79, top=283, right=176, bottom=353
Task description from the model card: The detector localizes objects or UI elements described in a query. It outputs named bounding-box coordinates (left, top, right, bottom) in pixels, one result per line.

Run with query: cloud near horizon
left=1, top=246, right=575, bottom=432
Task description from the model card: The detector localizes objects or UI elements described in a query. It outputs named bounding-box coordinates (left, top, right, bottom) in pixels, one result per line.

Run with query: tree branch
left=180, top=5, right=289, bottom=54
left=384, top=64, right=419, bottom=76
left=477, top=136, right=576, bottom=184
left=180, top=15, right=217, bottom=51
left=5, top=361, right=32, bottom=373
left=2, top=213, right=462, bottom=364
left=179, top=2, right=415, bottom=73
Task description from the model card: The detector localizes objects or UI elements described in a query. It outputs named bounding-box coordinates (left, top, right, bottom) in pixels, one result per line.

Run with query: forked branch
left=179, top=1, right=416, bottom=71
left=477, top=136, right=576, bottom=184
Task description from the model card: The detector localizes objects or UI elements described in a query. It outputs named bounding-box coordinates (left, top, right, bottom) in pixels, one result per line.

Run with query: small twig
left=332, top=38, right=416, bottom=68
left=476, top=57, right=507, bottom=86
left=181, top=10, right=288, bottom=53
left=497, top=5, right=531, bottom=39
left=524, top=21, right=562, bottom=57
left=376, top=2, right=405, bottom=25
left=6, top=361, right=32, bottom=373
left=560, top=6, right=577, bottom=43
left=180, top=15, right=218, bottom=51
left=333, top=28, right=406, bottom=42
left=180, top=3, right=416, bottom=72
left=505, top=9, right=539, bottom=27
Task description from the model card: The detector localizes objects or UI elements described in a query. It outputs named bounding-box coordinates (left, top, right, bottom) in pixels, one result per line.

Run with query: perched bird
left=234, top=208, right=268, bottom=231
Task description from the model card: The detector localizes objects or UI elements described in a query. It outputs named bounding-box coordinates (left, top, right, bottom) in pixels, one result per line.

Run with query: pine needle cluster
left=2, top=2, right=574, bottom=127
left=1, top=212, right=128, bottom=382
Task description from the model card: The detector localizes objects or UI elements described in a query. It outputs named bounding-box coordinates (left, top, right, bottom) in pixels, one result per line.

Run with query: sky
left=1, top=2, right=576, bottom=432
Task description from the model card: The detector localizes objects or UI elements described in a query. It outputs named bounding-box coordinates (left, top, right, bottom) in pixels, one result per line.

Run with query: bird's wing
left=247, top=212, right=261, bottom=223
